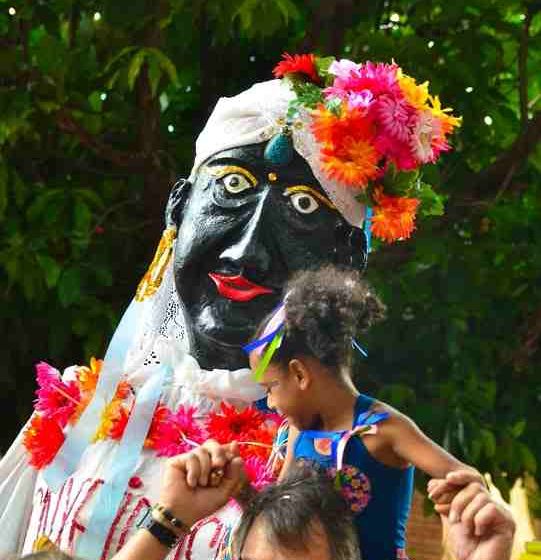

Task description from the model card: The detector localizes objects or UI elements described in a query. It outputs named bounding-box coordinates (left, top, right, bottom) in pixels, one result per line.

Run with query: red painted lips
left=208, top=273, right=274, bottom=302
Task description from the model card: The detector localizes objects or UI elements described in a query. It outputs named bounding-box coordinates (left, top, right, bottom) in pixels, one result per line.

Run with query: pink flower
left=375, top=94, right=416, bottom=143
left=411, top=109, right=445, bottom=163
left=347, top=89, right=374, bottom=110
left=151, top=405, right=207, bottom=458
left=243, top=456, right=276, bottom=490
left=34, top=362, right=80, bottom=428
left=263, top=411, right=285, bottom=428
left=328, top=59, right=360, bottom=80
left=375, top=135, right=418, bottom=171
left=326, top=60, right=400, bottom=99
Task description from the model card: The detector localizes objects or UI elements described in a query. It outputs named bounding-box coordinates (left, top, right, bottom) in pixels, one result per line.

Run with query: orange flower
left=76, top=357, right=102, bottom=394
left=145, top=403, right=170, bottom=449
left=69, top=357, right=102, bottom=423
left=371, top=188, right=420, bottom=242
left=312, top=105, right=379, bottom=187
left=273, top=52, right=320, bottom=83
left=428, top=95, right=462, bottom=135
left=23, top=415, right=65, bottom=469
left=92, top=398, right=131, bottom=442
left=312, top=105, right=374, bottom=146
left=115, top=380, right=132, bottom=400
left=320, top=138, right=380, bottom=187
left=71, top=359, right=131, bottom=425
left=108, top=404, right=130, bottom=440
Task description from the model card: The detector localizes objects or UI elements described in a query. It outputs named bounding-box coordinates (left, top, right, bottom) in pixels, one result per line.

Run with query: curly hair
left=263, top=265, right=386, bottom=370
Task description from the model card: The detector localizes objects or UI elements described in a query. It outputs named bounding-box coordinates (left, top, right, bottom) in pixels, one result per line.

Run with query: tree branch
left=472, top=109, right=541, bottom=196
left=68, top=5, right=80, bottom=50
left=513, top=305, right=541, bottom=370
left=55, top=108, right=149, bottom=171
left=300, top=0, right=356, bottom=54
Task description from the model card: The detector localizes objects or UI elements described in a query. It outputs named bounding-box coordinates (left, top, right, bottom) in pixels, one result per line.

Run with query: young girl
left=246, top=265, right=481, bottom=560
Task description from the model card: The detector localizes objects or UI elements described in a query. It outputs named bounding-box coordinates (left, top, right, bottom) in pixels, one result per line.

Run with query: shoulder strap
left=355, top=393, right=374, bottom=414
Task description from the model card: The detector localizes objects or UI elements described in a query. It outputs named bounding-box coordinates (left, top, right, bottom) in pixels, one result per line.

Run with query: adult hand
left=441, top=470, right=516, bottom=560
left=158, top=439, right=245, bottom=529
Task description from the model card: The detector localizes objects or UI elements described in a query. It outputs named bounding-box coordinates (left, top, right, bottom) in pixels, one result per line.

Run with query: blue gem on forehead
left=264, top=125, right=295, bottom=166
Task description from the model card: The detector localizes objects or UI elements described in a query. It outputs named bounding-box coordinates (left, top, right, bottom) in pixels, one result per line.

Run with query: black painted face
left=168, top=143, right=367, bottom=370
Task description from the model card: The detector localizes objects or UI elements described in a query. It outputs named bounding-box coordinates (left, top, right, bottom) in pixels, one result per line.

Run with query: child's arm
left=278, top=423, right=299, bottom=481
left=380, top=409, right=478, bottom=479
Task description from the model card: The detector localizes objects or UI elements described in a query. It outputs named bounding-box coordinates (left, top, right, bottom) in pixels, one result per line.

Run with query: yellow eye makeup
left=209, top=165, right=258, bottom=187
left=284, top=186, right=336, bottom=210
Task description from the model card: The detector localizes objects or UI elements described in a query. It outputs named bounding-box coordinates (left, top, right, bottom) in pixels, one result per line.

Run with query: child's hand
left=427, top=478, right=459, bottom=514
left=428, top=469, right=486, bottom=515
left=180, top=439, right=240, bottom=488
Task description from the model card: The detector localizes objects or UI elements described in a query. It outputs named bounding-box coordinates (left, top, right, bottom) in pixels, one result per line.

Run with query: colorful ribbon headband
left=243, top=303, right=285, bottom=381
left=243, top=304, right=369, bottom=381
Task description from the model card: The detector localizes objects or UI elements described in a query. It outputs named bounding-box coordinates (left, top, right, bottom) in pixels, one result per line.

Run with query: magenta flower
left=243, top=455, right=275, bottom=490
left=326, top=60, right=400, bottom=99
left=34, top=361, right=80, bottom=428
left=151, top=405, right=207, bottom=458
left=375, top=134, right=418, bottom=171
left=375, top=94, right=415, bottom=143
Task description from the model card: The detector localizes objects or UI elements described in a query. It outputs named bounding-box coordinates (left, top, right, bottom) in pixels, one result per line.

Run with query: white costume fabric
left=0, top=256, right=264, bottom=559
left=0, top=77, right=364, bottom=559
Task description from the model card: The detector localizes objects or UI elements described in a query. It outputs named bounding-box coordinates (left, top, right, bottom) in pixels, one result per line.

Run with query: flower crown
left=272, top=53, right=461, bottom=243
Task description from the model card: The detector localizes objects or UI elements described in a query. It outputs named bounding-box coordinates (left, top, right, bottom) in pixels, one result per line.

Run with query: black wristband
left=136, top=506, right=180, bottom=549
left=153, top=503, right=191, bottom=532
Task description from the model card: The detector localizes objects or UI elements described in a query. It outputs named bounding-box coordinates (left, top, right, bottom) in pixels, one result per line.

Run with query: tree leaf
left=34, top=33, right=67, bottom=78
left=146, top=48, right=178, bottom=86
left=510, top=419, right=526, bottom=438
left=58, top=267, right=82, bottom=307
left=127, top=49, right=147, bottom=91
left=103, top=46, right=138, bottom=75
left=37, top=254, right=62, bottom=288
left=416, top=183, right=446, bottom=217
left=149, top=57, right=163, bottom=98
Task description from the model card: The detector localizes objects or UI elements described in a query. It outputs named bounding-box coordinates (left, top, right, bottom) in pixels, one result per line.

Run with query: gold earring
left=135, top=226, right=177, bottom=302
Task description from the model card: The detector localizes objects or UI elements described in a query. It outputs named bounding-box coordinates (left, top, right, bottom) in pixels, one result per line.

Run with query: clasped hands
left=156, top=439, right=515, bottom=560
left=157, top=439, right=246, bottom=534
left=428, top=470, right=515, bottom=560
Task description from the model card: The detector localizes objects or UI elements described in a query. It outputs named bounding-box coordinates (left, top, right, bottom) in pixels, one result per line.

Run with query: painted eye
left=290, top=192, right=319, bottom=214
left=222, top=173, right=253, bottom=194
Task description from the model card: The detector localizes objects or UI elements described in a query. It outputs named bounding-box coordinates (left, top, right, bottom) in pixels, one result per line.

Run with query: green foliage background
left=1, top=0, right=540, bottom=504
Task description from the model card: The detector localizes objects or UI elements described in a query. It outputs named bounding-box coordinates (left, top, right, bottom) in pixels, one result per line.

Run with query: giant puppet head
left=152, top=56, right=460, bottom=371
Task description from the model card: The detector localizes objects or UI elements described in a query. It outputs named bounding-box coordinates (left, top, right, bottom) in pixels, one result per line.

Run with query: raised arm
left=111, top=440, right=243, bottom=560
left=381, top=410, right=474, bottom=478
left=278, top=423, right=300, bottom=481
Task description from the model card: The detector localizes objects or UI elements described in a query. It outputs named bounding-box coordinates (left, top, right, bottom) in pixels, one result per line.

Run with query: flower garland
left=272, top=53, right=461, bottom=243
left=23, top=360, right=282, bottom=490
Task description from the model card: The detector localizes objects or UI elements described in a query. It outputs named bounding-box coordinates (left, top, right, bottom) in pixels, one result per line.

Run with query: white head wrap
left=189, top=79, right=365, bottom=228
